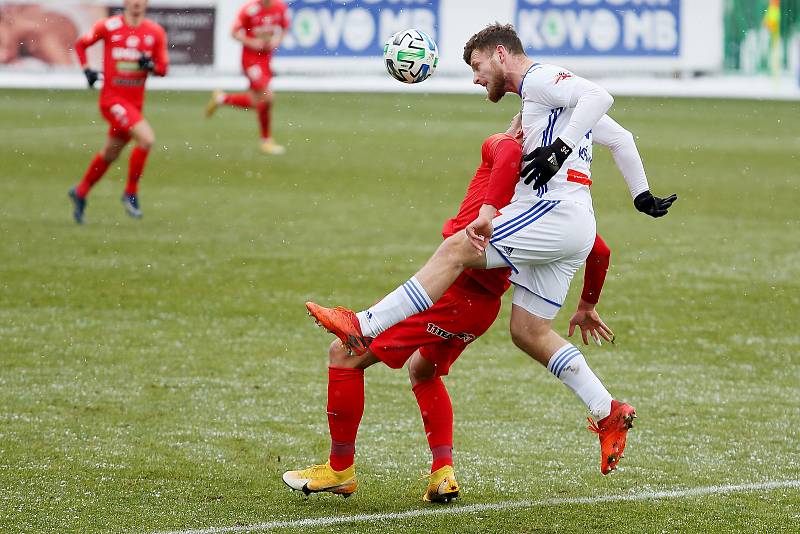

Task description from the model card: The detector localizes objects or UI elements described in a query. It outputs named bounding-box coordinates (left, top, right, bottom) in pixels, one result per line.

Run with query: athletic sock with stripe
left=548, top=343, right=612, bottom=420
left=355, top=276, right=433, bottom=338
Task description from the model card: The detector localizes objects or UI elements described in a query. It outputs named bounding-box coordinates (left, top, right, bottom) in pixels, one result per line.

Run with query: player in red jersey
left=205, top=0, right=290, bottom=155
left=282, top=123, right=615, bottom=501
left=68, top=0, right=168, bottom=224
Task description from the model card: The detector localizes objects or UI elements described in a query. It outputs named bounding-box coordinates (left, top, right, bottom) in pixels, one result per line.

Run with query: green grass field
left=1, top=88, right=799, bottom=533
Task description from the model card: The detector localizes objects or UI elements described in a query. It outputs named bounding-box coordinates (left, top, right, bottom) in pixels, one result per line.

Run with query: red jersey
left=443, top=134, right=522, bottom=297
left=234, top=0, right=290, bottom=62
left=75, top=15, right=168, bottom=109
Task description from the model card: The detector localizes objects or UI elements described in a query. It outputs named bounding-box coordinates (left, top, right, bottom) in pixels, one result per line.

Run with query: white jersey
left=517, top=63, right=598, bottom=206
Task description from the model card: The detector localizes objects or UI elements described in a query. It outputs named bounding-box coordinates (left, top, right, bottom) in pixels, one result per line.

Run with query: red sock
left=221, top=93, right=253, bottom=109
left=412, top=377, right=454, bottom=472
left=327, top=367, right=364, bottom=471
left=125, top=146, right=149, bottom=195
left=75, top=153, right=110, bottom=198
left=256, top=101, right=271, bottom=140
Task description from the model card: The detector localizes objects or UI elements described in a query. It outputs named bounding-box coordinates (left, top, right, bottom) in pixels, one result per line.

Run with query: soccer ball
left=383, top=29, right=439, bottom=84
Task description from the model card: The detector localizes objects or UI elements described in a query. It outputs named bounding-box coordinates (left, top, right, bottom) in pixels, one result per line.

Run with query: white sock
left=547, top=343, right=612, bottom=420
left=356, top=276, right=433, bottom=338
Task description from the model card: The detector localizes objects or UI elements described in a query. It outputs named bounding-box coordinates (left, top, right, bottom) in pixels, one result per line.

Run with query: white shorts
left=485, top=198, right=596, bottom=319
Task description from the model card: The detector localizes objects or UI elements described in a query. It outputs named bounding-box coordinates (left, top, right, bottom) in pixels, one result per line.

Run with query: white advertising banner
left=0, top=0, right=723, bottom=77
left=216, top=0, right=724, bottom=76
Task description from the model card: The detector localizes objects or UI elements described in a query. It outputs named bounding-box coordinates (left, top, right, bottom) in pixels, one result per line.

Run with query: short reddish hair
left=463, top=23, right=525, bottom=65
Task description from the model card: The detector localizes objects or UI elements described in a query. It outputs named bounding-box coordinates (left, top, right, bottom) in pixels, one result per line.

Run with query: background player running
left=206, top=0, right=289, bottom=155
left=282, top=120, right=616, bottom=502
left=307, top=24, right=678, bottom=477
left=69, top=0, right=168, bottom=224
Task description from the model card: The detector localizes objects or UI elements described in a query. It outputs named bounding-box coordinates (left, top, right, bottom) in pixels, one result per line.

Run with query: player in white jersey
left=307, top=23, right=676, bottom=475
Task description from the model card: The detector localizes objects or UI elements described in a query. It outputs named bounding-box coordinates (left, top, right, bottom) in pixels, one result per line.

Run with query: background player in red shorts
left=282, top=123, right=615, bottom=502
left=68, top=0, right=168, bottom=224
left=205, top=0, right=289, bottom=155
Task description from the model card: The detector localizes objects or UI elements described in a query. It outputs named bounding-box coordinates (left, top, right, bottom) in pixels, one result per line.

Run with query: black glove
left=138, top=54, right=155, bottom=72
left=521, top=137, right=573, bottom=189
left=633, top=191, right=678, bottom=218
left=83, top=68, right=99, bottom=89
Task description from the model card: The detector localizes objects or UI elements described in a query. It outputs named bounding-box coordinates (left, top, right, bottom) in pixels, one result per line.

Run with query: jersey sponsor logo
left=113, top=78, right=145, bottom=86
left=554, top=71, right=573, bottom=84
left=112, top=47, right=144, bottom=61
left=105, top=17, right=123, bottom=31
left=503, top=246, right=515, bottom=256
left=426, top=323, right=476, bottom=344
left=566, top=168, right=592, bottom=187
left=144, top=35, right=155, bottom=46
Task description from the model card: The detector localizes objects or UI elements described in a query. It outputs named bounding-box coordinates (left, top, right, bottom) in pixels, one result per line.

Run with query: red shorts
left=242, top=55, right=273, bottom=91
left=370, top=277, right=502, bottom=377
left=100, top=98, right=142, bottom=141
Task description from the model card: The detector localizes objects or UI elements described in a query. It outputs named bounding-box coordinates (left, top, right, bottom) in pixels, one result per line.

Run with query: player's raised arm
left=592, top=114, right=678, bottom=217
left=74, top=20, right=105, bottom=88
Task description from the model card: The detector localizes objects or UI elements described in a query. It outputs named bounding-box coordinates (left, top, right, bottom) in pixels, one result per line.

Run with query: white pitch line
left=153, top=480, right=800, bottom=534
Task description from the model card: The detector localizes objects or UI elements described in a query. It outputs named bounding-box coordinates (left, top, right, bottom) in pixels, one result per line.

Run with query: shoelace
left=302, top=464, right=330, bottom=476
left=587, top=417, right=603, bottom=434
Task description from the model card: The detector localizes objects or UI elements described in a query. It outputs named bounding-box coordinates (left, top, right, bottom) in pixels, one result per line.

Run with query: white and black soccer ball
left=383, top=29, right=439, bottom=84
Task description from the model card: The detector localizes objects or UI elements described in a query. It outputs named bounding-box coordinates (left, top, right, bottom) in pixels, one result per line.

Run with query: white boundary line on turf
left=152, top=480, right=800, bottom=534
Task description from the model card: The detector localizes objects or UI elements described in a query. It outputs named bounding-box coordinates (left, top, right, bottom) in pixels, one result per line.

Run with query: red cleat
left=305, top=301, right=372, bottom=356
left=587, top=399, right=637, bottom=475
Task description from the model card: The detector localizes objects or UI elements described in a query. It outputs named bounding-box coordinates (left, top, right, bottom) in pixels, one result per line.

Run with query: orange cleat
left=305, top=301, right=372, bottom=356
left=587, top=399, right=636, bottom=475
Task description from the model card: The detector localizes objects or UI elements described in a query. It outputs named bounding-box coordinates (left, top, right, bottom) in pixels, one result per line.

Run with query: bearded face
left=485, top=60, right=507, bottom=103
left=469, top=49, right=508, bottom=103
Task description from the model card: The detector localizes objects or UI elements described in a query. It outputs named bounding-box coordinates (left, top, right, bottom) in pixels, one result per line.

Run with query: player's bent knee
left=136, top=133, right=155, bottom=150
left=327, top=340, right=350, bottom=367
left=407, top=351, right=436, bottom=385
left=509, top=316, right=549, bottom=353
left=437, top=232, right=478, bottom=268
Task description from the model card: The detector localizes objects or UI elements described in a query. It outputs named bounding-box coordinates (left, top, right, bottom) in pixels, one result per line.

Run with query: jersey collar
left=517, top=62, right=541, bottom=96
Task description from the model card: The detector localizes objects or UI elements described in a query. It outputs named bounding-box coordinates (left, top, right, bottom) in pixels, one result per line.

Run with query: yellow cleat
left=206, top=89, right=222, bottom=118
left=422, top=465, right=459, bottom=503
left=282, top=462, right=357, bottom=497
left=260, top=138, right=286, bottom=155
